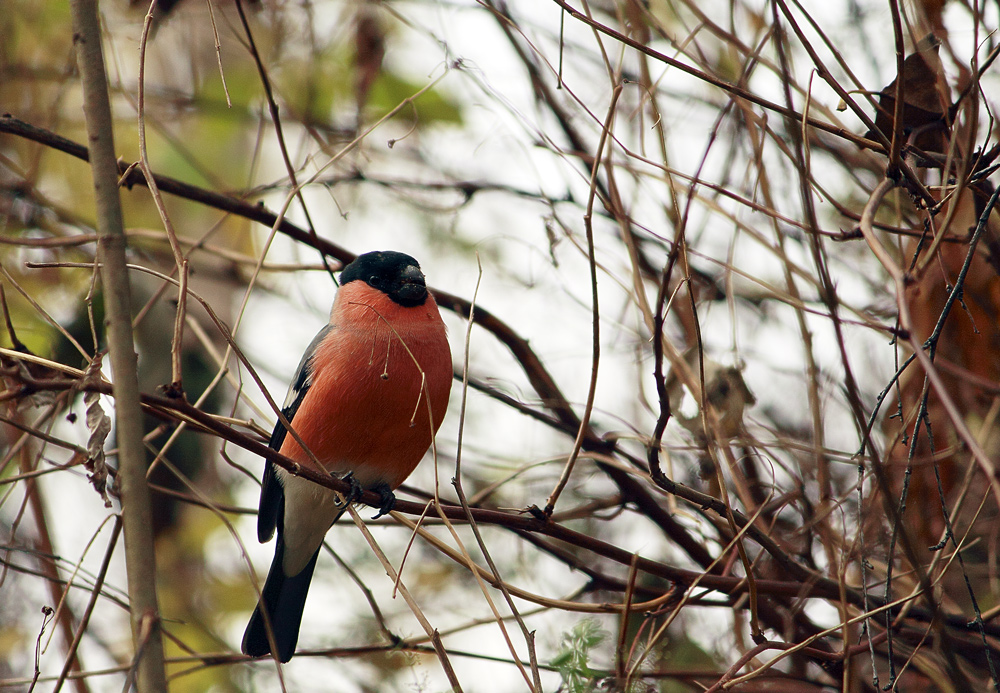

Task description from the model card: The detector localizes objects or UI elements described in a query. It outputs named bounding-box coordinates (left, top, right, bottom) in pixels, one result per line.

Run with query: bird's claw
left=370, top=483, right=396, bottom=520
left=337, top=472, right=363, bottom=508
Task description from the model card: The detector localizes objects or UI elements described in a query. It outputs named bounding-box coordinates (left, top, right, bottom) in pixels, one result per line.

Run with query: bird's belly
left=277, top=470, right=346, bottom=576
left=281, top=323, right=449, bottom=488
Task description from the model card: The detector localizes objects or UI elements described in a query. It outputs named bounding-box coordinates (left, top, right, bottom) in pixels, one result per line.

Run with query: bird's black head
left=340, top=251, right=429, bottom=307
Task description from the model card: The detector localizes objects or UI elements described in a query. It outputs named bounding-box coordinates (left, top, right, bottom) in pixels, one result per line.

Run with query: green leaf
left=551, top=618, right=608, bottom=693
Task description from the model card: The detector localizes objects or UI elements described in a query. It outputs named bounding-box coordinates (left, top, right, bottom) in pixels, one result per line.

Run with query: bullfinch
left=241, top=250, right=452, bottom=662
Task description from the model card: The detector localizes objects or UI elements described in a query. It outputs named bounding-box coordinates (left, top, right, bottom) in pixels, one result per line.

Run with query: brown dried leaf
left=866, top=41, right=951, bottom=154
left=882, top=186, right=1000, bottom=547
left=82, top=355, right=113, bottom=508
left=666, top=354, right=755, bottom=441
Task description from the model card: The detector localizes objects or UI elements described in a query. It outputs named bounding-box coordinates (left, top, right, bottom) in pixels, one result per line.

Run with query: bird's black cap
left=340, top=251, right=428, bottom=307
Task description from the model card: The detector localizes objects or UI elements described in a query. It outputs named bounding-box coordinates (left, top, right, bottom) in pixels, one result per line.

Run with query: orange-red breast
left=241, top=251, right=452, bottom=662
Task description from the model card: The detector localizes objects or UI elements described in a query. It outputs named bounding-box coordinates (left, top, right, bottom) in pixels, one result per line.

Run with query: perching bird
left=241, top=251, right=452, bottom=662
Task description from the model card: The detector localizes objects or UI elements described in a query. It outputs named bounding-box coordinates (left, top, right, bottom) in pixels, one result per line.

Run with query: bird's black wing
left=256, top=325, right=333, bottom=543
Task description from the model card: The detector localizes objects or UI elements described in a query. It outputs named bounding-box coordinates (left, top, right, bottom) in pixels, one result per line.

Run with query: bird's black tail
left=241, top=537, right=320, bottom=662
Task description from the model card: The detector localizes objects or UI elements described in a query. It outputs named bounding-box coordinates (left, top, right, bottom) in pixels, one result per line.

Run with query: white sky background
left=6, top=0, right=1000, bottom=690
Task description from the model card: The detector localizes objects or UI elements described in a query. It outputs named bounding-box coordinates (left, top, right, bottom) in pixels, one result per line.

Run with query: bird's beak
left=400, top=264, right=425, bottom=285
left=395, top=264, right=428, bottom=303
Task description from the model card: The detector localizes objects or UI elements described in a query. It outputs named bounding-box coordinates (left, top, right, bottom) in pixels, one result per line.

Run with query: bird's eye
left=369, top=275, right=380, bottom=286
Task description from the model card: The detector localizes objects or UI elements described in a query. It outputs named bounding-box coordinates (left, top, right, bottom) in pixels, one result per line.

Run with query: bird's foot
left=337, top=472, right=363, bottom=508
left=370, top=483, right=396, bottom=520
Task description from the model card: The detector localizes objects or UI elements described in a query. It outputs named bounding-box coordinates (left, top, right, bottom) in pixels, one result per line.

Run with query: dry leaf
left=865, top=40, right=951, bottom=154
left=82, top=355, right=113, bottom=508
